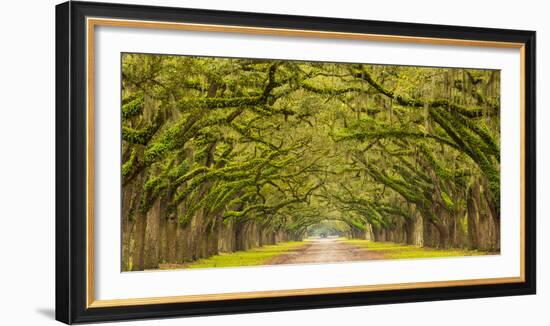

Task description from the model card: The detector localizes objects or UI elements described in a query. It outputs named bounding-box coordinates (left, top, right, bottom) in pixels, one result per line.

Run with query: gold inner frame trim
left=85, top=17, right=527, bottom=308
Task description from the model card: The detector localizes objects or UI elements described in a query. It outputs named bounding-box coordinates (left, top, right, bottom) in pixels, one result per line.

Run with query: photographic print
left=121, top=53, right=501, bottom=272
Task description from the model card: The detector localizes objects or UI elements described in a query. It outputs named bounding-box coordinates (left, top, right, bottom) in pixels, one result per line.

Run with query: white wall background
left=0, top=0, right=546, bottom=324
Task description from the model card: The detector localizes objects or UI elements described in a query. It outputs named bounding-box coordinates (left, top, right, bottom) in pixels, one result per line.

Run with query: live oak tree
left=121, top=54, right=500, bottom=271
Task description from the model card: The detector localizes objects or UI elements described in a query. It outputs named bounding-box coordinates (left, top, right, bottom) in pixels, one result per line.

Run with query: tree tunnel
left=121, top=54, right=501, bottom=271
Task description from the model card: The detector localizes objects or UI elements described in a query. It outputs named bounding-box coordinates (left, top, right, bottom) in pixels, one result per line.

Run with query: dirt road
left=267, top=238, right=384, bottom=265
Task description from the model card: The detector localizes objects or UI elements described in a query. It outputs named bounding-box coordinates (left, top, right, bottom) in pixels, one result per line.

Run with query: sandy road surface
left=267, top=238, right=384, bottom=265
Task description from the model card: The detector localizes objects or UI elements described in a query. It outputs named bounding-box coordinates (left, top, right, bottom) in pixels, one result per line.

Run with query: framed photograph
left=56, top=1, right=536, bottom=324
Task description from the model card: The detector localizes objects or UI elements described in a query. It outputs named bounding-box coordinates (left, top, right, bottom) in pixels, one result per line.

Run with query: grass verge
left=171, top=241, right=308, bottom=269
left=341, top=239, right=489, bottom=259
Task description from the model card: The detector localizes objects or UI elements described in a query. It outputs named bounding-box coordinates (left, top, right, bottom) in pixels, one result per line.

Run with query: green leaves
left=121, top=54, right=500, bottom=241
left=122, top=91, right=144, bottom=119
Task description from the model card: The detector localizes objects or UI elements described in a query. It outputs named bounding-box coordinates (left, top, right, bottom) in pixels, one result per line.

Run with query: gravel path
left=267, top=238, right=384, bottom=265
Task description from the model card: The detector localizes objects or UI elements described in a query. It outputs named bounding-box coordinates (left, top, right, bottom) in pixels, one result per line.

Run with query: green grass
left=181, top=241, right=307, bottom=269
left=341, top=239, right=489, bottom=259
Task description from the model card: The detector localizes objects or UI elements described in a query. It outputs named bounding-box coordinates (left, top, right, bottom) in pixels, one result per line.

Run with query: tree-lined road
left=121, top=54, right=500, bottom=271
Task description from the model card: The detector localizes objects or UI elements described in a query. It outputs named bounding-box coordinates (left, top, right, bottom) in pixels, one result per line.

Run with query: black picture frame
left=56, top=1, right=536, bottom=324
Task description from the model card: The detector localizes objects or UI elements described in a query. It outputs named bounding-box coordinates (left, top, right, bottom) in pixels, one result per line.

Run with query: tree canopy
left=121, top=53, right=500, bottom=271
